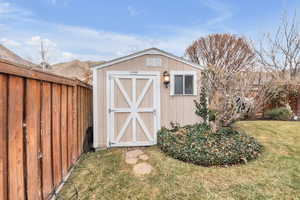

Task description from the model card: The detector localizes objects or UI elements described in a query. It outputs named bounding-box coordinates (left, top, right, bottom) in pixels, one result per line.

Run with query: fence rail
left=0, top=59, right=93, bottom=200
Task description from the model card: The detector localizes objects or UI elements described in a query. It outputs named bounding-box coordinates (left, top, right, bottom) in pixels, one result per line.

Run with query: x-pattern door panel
left=108, top=72, right=160, bottom=147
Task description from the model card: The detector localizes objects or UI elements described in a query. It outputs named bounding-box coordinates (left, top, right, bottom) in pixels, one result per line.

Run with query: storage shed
left=93, top=48, right=203, bottom=149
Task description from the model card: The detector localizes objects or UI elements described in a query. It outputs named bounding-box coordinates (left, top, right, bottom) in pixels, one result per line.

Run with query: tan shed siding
left=96, top=54, right=202, bottom=148
left=96, top=70, right=107, bottom=147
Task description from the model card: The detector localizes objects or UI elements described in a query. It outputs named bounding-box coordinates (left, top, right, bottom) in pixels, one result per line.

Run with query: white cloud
left=0, top=38, right=21, bottom=47
left=0, top=21, right=211, bottom=64
left=56, top=24, right=204, bottom=59
left=62, top=51, right=75, bottom=59
left=0, top=1, right=31, bottom=17
left=0, top=0, right=235, bottom=64
left=26, top=36, right=57, bottom=48
left=48, top=0, right=70, bottom=6
left=0, top=23, right=7, bottom=30
left=0, top=1, right=12, bottom=14
left=26, top=36, right=42, bottom=46
left=51, top=0, right=57, bottom=5
left=202, top=0, right=233, bottom=25
left=127, top=6, right=140, bottom=16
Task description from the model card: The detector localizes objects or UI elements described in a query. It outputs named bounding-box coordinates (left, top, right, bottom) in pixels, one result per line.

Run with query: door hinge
left=108, top=108, right=114, bottom=113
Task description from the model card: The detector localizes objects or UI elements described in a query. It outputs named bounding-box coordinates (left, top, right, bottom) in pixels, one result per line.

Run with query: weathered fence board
left=82, top=87, right=85, bottom=151
left=8, top=76, right=25, bottom=200
left=76, top=87, right=82, bottom=154
left=82, top=88, right=85, bottom=151
left=72, top=86, right=79, bottom=161
left=78, top=87, right=83, bottom=154
left=0, top=74, right=8, bottom=200
left=0, top=59, right=93, bottom=200
left=26, top=79, right=42, bottom=200
left=67, top=86, right=74, bottom=166
left=52, top=84, right=62, bottom=187
left=41, top=82, right=54, bottom=199
left=84, top=89, right=88, bottom=148
left=61, top=85, right=68, bottom=177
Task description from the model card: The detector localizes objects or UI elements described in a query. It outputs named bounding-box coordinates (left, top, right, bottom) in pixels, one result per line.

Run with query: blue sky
left=0, top=0, right=299, bottom=64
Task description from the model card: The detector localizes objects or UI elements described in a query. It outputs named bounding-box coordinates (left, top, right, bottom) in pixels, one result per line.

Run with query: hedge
left=265, top=107, right=293, bottom=120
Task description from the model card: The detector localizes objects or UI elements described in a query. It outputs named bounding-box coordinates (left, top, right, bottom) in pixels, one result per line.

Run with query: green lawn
left=58, top=121, right=300, bottom=200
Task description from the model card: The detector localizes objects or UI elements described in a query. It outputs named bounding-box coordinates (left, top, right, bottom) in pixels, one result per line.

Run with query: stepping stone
left=126, top=149, right=144, bottom=159
left=125, top=157, right=138, bottom=165
left=138, top=154, right=149, bottom=161
left=133, top=162, right=153, bottom=176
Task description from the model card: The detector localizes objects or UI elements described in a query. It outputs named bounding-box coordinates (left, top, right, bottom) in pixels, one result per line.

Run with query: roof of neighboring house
left=0, top=44, right=36, bottom=67
left=0, top=44, right=103, bottom=84
left=0, top=58, right=92, bottom=88
left=50, top=60, right=105, bottom=84
left=93, top=47, right=203, bottom=70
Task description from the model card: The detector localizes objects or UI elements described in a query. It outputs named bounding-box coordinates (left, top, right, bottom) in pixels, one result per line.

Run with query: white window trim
left=170, top=71, right=197, bottom=96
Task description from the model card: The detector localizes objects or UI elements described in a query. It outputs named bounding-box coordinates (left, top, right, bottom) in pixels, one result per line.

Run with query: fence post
left=0, top=74, right=8, bottom=200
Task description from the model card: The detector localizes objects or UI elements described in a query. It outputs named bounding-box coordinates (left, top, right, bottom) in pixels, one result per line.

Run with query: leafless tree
left=202, top=64, right=278, bottom=130
left=186, top=34, right=256, bottom=73
left=186, top=34, right=278, bottom=130
left=255, top=12, right=300, bottom=116
left=256, top=12, right=300, bottom=80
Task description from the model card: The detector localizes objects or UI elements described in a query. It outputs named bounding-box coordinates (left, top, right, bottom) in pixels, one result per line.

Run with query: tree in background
left=186, top=34, right=256, bottom=74
left=255, top=13, right=300, bottom=115
left=186, top=34, right=277, bottom=130
left=256, top=13, right=300, bottom=80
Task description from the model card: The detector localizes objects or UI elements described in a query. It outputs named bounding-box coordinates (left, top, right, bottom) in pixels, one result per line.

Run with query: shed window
left=171, top=71, right=197, bottom=95
left=174, top=75, right=184, bottom=94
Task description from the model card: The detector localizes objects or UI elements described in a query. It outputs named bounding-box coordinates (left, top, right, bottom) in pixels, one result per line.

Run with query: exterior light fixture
left=163, top=71, right=170, bottom=88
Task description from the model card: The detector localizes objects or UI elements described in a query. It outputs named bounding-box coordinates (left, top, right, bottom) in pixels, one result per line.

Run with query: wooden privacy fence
left=0, top=59, right=93, bottom=200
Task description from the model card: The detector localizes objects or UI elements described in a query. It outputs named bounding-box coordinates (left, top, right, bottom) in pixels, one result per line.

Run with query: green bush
left=158, top=124, right=263, bottom=166
left=265, top=107, right=293, bottom=120
left=208, top=109, right=217, bottom=121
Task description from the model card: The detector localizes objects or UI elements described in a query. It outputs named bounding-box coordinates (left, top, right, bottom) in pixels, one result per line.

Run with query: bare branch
left=256, top=12, right=300, bottom=79
left=187, top=34, right=278, bottom=130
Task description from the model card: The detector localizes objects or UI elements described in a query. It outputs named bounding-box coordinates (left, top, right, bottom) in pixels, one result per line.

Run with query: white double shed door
left=107, top=71, right=160, bottom=147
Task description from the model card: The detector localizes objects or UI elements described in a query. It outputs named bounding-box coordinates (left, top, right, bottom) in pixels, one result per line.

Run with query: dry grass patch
left=58, top=121, right=300, bottom=200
